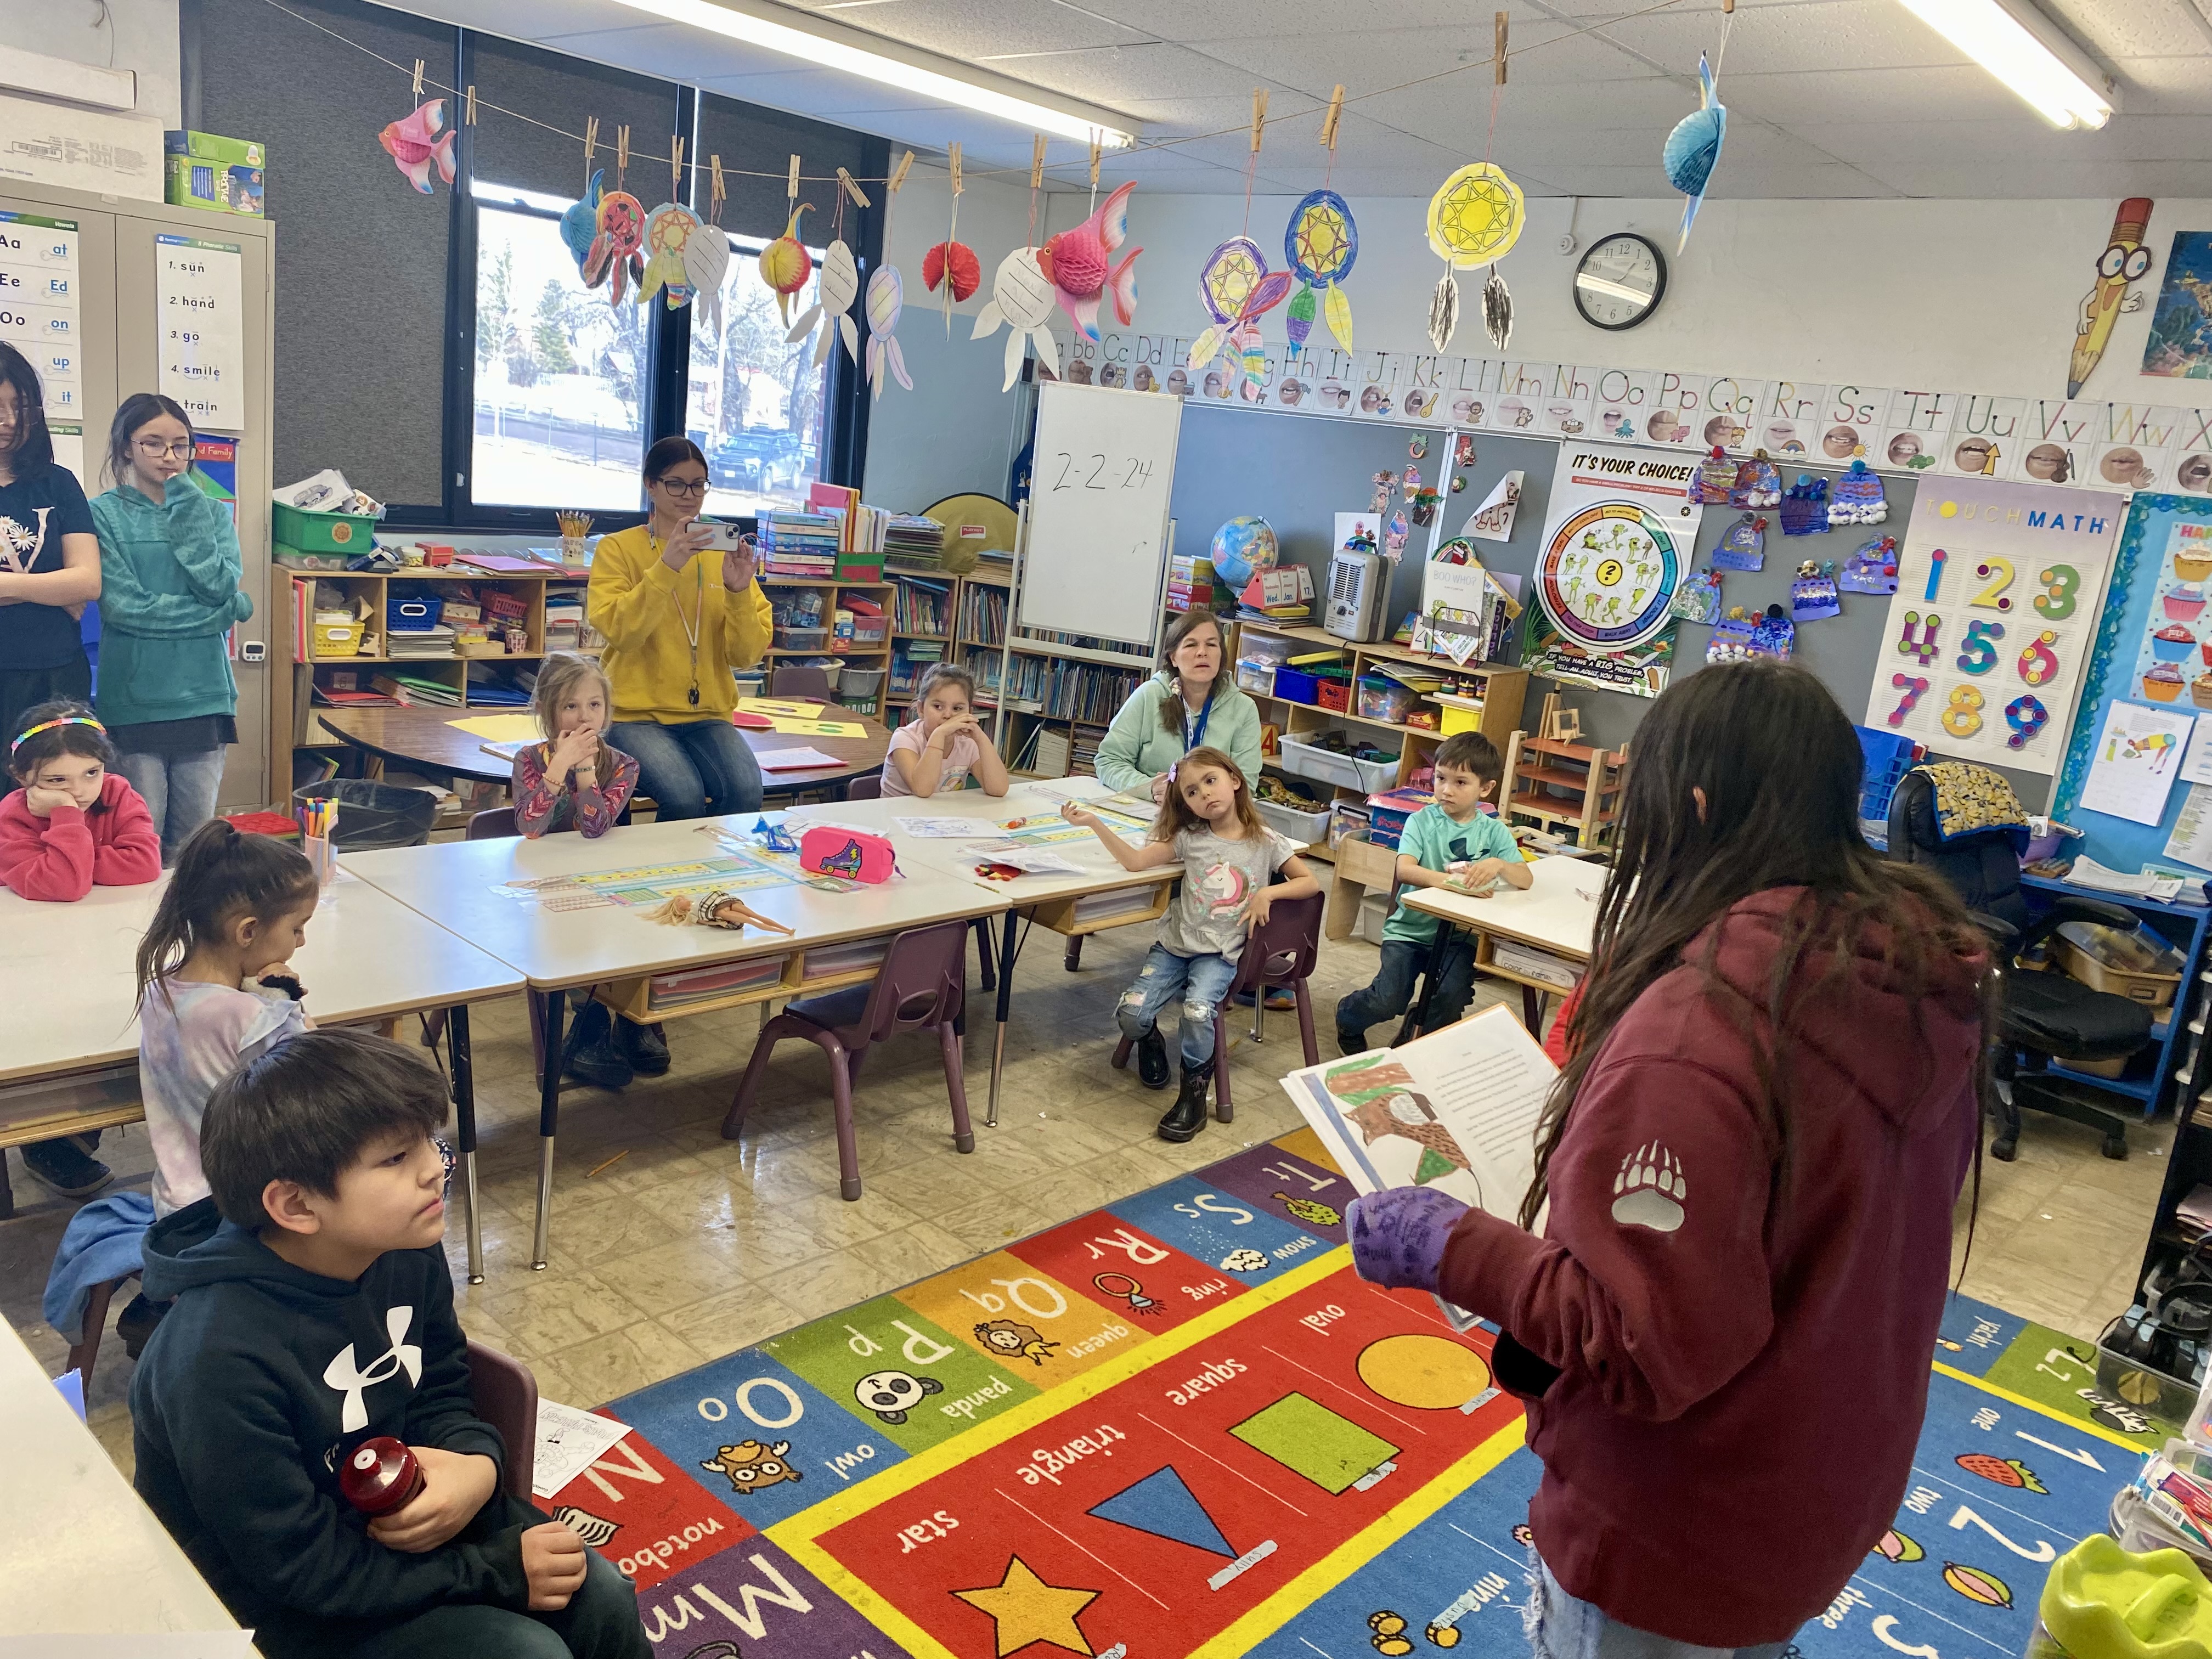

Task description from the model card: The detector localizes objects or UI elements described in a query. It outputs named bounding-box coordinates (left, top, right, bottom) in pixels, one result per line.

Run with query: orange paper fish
left=379, top=99, right=456, bottom=195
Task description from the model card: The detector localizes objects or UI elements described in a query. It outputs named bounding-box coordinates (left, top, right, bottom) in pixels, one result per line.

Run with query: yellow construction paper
left=447, top=714, right=545, bottom=741
left=740, top=698, right=825, bottom=717
left=766, top=717, right=866, bottom=736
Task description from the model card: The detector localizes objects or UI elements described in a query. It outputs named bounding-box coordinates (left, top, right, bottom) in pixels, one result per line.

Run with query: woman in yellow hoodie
left=587, top=437, right=774, bottom=822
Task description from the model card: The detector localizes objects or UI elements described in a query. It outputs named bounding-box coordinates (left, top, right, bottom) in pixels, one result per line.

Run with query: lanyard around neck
left=650, top=531, right=706, bottom=708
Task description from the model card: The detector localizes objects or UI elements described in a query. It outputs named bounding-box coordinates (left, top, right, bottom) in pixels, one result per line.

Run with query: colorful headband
left=12, top=715, right=105, bottom=753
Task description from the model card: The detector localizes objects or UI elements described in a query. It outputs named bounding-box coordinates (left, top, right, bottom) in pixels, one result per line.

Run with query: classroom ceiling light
left=1893, top=0, right=2117, bottom=129
left=604, top=0, right=1138, bottom=148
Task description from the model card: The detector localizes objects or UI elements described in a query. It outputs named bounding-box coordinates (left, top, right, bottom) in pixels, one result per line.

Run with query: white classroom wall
left=6, top=0, right=181, bottom=124
left=860, top=187, right=2212, bottom=508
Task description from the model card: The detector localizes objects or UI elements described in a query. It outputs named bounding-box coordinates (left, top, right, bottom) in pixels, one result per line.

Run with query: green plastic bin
left=273, top=499, right=377, bottom=553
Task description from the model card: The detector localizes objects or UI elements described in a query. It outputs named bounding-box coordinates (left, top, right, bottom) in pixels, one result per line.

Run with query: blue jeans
left=1118, top=943, right=1238, bottom=1069
left=609, top=718, right=761, bottom=821
left=1337, top=935, right=1475, bottom=1044
left=1528, top=1557, right=1797, bottom=1659
left=342, top=1543, right=649, bottom=1658
left=115, top=747, right=225, bottom=867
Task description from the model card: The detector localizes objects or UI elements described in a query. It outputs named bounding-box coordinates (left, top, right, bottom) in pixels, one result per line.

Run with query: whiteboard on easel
left=1018, top=381, right=1182, bottom=646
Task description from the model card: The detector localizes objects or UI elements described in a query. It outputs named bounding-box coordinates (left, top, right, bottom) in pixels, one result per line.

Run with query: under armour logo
left=322, top=1305, right=422, bottom=1432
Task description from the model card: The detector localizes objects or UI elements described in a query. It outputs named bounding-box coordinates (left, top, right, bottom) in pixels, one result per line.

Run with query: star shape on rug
left=953, top=1554, right=1102, bottom=1657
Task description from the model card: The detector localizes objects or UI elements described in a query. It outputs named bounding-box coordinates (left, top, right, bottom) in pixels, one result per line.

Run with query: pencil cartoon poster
left=1860, top=478, right=2123, bottom=775
left=1520, top=442, right=1701, bottom=699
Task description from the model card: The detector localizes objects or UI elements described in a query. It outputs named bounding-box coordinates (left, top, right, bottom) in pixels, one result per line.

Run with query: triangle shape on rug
left=1085, top=1465, right=1235, bottom=1558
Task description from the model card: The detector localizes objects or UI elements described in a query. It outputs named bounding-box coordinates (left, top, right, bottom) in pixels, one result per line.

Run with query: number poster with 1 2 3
left=1861, top=479, right=2124, bottom=774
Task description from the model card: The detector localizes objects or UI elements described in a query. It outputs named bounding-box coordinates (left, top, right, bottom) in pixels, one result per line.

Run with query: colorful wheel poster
left=1522, top=443, right=1702, bottom=699
left=1859, top=478, right=2123, bottom=774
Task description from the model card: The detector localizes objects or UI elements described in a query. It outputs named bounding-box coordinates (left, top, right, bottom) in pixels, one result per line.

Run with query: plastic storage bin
left=1279, top=733, right=1400, bottom=793
left=1357, top=675, right=1416, bottom=725
left=1236, top=661, right=1278, bottom=697
left=273, top=500, right=377, bottom=553
left=2055, top=920, right=2185, bottom=1010
left=1853, top=725, right=1920, bottom=826
left=1273, top=666, right=1321, bottom=704
left=1255, top=798, right=1332, bottom=847
left=387, top=596, right=444, bottom=633
left=311, top=618, right=367, bottom=658
left=1315, top=672, right=1353, bottom=713
left=774, top=625, right=831, bottom=652
left=1239, top=631, right=1297, bottom=669
left=837, top=664, right=886, bottom=701
left=291, top=780, right=437, bottom=850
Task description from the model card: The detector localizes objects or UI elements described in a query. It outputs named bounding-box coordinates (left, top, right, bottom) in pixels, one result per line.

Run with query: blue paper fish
left=1664, top=54, right=1727, bottom=253
left=560, top=171, right=605, bottom=276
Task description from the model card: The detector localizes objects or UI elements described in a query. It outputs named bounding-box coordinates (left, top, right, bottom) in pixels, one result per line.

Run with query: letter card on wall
left=1860, top=478, right=2124, bottom=775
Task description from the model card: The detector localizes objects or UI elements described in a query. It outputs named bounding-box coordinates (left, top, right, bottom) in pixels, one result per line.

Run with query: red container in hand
left=340, top=1436, right=425, bottom=1516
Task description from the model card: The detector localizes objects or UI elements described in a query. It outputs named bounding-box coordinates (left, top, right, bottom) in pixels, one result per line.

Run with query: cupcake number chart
left=154, top=234, right=245, bottom=431
left=1861, top=479, right=2122, bottom=772
left=2123, top=520, right=2212, bottom=729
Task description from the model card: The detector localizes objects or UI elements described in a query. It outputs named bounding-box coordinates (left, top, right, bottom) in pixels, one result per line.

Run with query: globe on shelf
left=1209, top=516, right=1279, bottom=591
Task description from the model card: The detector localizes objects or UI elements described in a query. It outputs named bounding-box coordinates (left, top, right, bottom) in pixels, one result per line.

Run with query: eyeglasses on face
left=134, top=438, right=195, bottom=459
left=435, top=1136, right=456, bottom=1192
left=656, top=476, right=710, bottom=497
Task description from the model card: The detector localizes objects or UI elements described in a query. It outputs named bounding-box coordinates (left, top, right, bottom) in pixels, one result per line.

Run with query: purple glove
left=1346, top=1187, right=1470, bottom=1293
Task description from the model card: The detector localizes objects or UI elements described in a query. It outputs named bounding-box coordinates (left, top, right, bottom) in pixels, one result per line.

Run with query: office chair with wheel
left=1888, top=764, right=2152, bottom=1161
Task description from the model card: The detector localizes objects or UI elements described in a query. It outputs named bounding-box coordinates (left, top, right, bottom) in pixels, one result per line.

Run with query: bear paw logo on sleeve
left=1610, top=1142, right=1686, bottom=1233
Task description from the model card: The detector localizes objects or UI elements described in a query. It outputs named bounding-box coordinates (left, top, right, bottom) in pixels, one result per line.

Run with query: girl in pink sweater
left=0, top=700, right=160, bottom=901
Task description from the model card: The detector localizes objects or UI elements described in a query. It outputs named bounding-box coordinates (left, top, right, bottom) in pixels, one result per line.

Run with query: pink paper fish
left=1037, top=181, right=1141, bottom=341
left=379, top=99, right=456, bottom=194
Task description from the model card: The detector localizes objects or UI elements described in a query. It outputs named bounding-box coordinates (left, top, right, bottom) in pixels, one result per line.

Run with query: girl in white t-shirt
left=882, top=664, right=1009, bottom=799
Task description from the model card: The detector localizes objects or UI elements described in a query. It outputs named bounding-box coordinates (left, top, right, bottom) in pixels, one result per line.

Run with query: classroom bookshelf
left=280, top=565, right=599, bottom=768
left=758, top=573, right=894, bottom=717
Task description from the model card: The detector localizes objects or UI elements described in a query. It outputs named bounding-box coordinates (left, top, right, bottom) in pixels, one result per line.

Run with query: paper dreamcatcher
left=637, top=202, right=698, bottom=309
left=1186, top=236, right=1294, bottom=394
left=1284, top=189, right=1357, bottom=353
left=1664, top=52, right=1728, bottom=253
left=1425, top=162, right=1525, bottom=353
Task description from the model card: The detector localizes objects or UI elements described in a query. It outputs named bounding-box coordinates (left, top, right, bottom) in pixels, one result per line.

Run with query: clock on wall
left=1573, top=233, right=1667, bottom=331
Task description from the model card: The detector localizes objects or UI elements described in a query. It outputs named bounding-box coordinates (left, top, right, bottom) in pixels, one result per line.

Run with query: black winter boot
left=1135, top=1028, right=1170, bottom=1090
left=562, top=1001, right=634, bottom=1090
left=1157, top=1060, right=1214, bottom=1143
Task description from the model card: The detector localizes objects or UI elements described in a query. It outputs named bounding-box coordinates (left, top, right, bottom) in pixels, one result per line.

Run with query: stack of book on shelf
left=371, top=673, right=461, bottom=707
left=387, top=625, right=458, bottom=660
left=1031, top=726, right=1073, bottom=776
left=312, top=672, right=398, bottom=708
left=1071, top=724, right=1108, bottom=776
left=890, top=575, right=951, bottom=635
left=462, top=667, right=530, bottom=707
left=885, top=516, right=944, bottom=568
left=958, top=583, right=1007, bottom=646
left=757, top=511, right=842, bottom=578
left=1167, top=554, right=1217, bottom=612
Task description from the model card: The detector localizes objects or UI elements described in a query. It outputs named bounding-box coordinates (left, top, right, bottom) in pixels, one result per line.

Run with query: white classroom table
left=784, top=776, right=1179, bottom=1127
left=0, top=872, right=523, bottom=1284
left=0, top=1307, right=245, bottom=1640
left=341, top=815, right=1014, bottom=1269
left=1398, top=853, right=1603, bottom=1035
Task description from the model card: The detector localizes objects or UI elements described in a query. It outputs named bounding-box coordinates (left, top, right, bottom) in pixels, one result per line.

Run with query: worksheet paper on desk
left=757, top=747, right=846, bottom=771
left=894, top=815, right=995, bottom=837
left=1282, top=1006, right=1554, bottom=1333
left=533, top=1400, right=633, bottom=1498
left=964, top=840, right=1086, bottom=874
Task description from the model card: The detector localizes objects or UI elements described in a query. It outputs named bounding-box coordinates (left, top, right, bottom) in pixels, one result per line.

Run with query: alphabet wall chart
left=1861, top=478, right=2124, bottom=774
left=0, top=208, right=83, bottom=473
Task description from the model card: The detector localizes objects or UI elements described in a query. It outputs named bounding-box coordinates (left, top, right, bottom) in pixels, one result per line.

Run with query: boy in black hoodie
left=129, top=1028, right=651, bottom=1659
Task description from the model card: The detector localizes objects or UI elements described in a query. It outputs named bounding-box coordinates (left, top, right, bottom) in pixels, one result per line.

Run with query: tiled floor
left=0, top=881, right=2174, bottom=1481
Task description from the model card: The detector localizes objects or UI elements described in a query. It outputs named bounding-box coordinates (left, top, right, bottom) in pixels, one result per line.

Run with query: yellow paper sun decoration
left=1426, top=162, right=1526, bottom=269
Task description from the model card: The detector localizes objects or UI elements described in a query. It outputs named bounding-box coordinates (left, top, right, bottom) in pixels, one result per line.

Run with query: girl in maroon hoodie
left=0, top=700, right=161, bottom=901
left=1349, top=660, right=1989, bottom=1655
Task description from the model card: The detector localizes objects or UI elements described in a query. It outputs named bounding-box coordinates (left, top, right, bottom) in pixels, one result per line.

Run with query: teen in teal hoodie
left=90, top=395, right=252, bottom=864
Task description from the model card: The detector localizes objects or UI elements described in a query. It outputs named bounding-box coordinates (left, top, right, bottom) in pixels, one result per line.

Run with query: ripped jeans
left=1117, top=944, right=1238, bottom=1069
left=1526, top=1554, right=1798, bottom=1659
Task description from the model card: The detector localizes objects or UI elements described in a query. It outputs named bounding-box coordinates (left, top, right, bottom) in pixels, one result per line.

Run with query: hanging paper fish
left=637, top=203, right=698, bottom=309
left=1664, top=53, right=1728, bottom=253
left=971, top=247, right=1059, bottom=392
left=1039, top=181, right=1141, bottom=342
left=788, top=240, right=860, bottom=366
left=1284, top=189, right=1357, bottom=352
left=379, top=99, right=456, bottom=195
left=1186, top=237, right=1294, bottom=394
left=759, top=205, right=813, bottom=328
left=584, top=190, right=647, bottom=306
left=864, top=266, right=911, bottom=399
left=685, top=222, right=731, bottom=338
left=923, top=239, right=980, bottom=338
left=560, top=171, right=606, bottom=280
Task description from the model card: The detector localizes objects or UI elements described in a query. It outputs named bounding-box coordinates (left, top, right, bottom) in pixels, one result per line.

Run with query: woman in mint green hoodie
left=1095, top=610, right=1263, bottom=803
left=91, top=395, right=253, bottom=865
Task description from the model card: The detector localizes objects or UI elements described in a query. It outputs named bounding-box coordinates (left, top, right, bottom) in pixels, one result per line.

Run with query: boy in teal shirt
left=1336, top=731, right=1530, bottom=1053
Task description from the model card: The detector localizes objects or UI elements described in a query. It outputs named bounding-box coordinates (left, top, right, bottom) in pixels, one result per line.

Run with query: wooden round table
left=313, top=704, right=891, bottom=797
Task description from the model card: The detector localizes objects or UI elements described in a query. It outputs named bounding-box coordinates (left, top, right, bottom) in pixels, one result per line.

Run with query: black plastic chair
left=1888, top=766, right=2152, bottom=1160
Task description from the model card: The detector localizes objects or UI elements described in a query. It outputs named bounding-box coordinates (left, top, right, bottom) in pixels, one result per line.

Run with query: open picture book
left=1280, top=1005, right=1556, bottom=1329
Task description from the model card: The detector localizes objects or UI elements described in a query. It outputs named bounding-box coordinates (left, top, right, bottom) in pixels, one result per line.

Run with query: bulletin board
left=2055, top=493, right=2212, bottom=872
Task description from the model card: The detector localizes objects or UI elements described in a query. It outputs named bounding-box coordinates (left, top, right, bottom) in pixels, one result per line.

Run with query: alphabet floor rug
left=576, top=1128, right=2147, bottom=1659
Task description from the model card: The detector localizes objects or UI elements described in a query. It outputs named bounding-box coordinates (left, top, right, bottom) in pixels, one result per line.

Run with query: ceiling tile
left=2038, top=0, right=2212, bottom=60
left=2113, top=54, right=2212, bottom=115
left=1722, top=64, right=2052, bottom=125
left=1192, top=25, right=1662, bottom=101
left=826, top=0, right=1152, bottom=61
left=1796, top=114, right=2212, bottom=167
left=1845, top=156, right=2212, bottom=196
left=1590, top=0, right=1968, bottom=77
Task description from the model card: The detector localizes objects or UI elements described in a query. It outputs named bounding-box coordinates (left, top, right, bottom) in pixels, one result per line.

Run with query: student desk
left=1399, top=854, right=1603, bottom=1036
left=340, top=819, right=1013, bottom=1270
left=0, top=1317, right=245, bottom=1640
left=783, top=778, right=1178, bottom=1127
left=0, top=874, right=522, bottom=1283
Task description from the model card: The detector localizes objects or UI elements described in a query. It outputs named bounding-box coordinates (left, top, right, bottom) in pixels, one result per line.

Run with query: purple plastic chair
left=1111, top=890, right=1323, bottom=1121
left=771, top=665, right=838, bottom=702
left=723, top=919, right=976, bottom=1199
left=841, top=773, right=995, bottom=990
left=467, top=1339, right=539, bottom=1500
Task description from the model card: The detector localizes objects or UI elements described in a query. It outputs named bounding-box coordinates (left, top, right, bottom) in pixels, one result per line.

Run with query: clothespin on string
left=1321, top=85, right=1344, bottom=150
left=409, top=59, right=424, bottom=101
left=583, top=116, right=599, bottom=172
left=948, top=140, right=962, bottom=198
left=465, top=85, right=477, bottom=126
left=889, top=150, right=913, bottom=194
left=617, top=124, right=631, bottom=189
left=1249, top=87, right=1268, bottom=153
left=708, top=153, right=726, bottom=224
left=836, top=166, right=871, bottom=208
left=1030, top=134, right=1046, bottom=191
left=669, top=135, right=684, bottom=199
left=786, top=153, right=800, bottom=209
left=1495, top=12, right=1509, bottom=85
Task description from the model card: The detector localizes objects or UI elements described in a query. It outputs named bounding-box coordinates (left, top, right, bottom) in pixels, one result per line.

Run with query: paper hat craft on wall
left=1670, top=567, right=1724, bottom=625
left=1838, top=535, right=1900, bottom=595
left=1828, top=460, right=1888, bottom=525
left=1463, top=471, right=1523, bottom=542
left=760, top=206, right=813, bottom=327
left=2069, top=198, right=2154, bottom=397
left=379, top=99, right=456, bottom=194
left=1664, top=53, right=1728, bottom=253
left=1731, top=453, right=1782, bottom=508
left=865, top=266, right=911, bottom=399
left=1713, top=512, right=1767, bottom=571
left=1691, top=447, right=1739, bottom=504
left=1791, top=560, right=1841, bottom=622
left=972, top=247, right=1059, bottom=392
left=1779, top=475, right=1831, bottom=536
left=789, top=238, right=860, bottom=366
left=637, top=203, right=698, bottom=309
left=1039, top=180, right=1141, bottom=342
left=1186, top=236, right=1295, bottom=395
left=1708, top=605, right=1793, bottom=663
left=1284, top=189, right=1357, bottom=353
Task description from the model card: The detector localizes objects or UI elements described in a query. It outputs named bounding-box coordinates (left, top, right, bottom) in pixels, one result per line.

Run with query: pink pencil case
left=799, top=825, right=897, bottom=884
